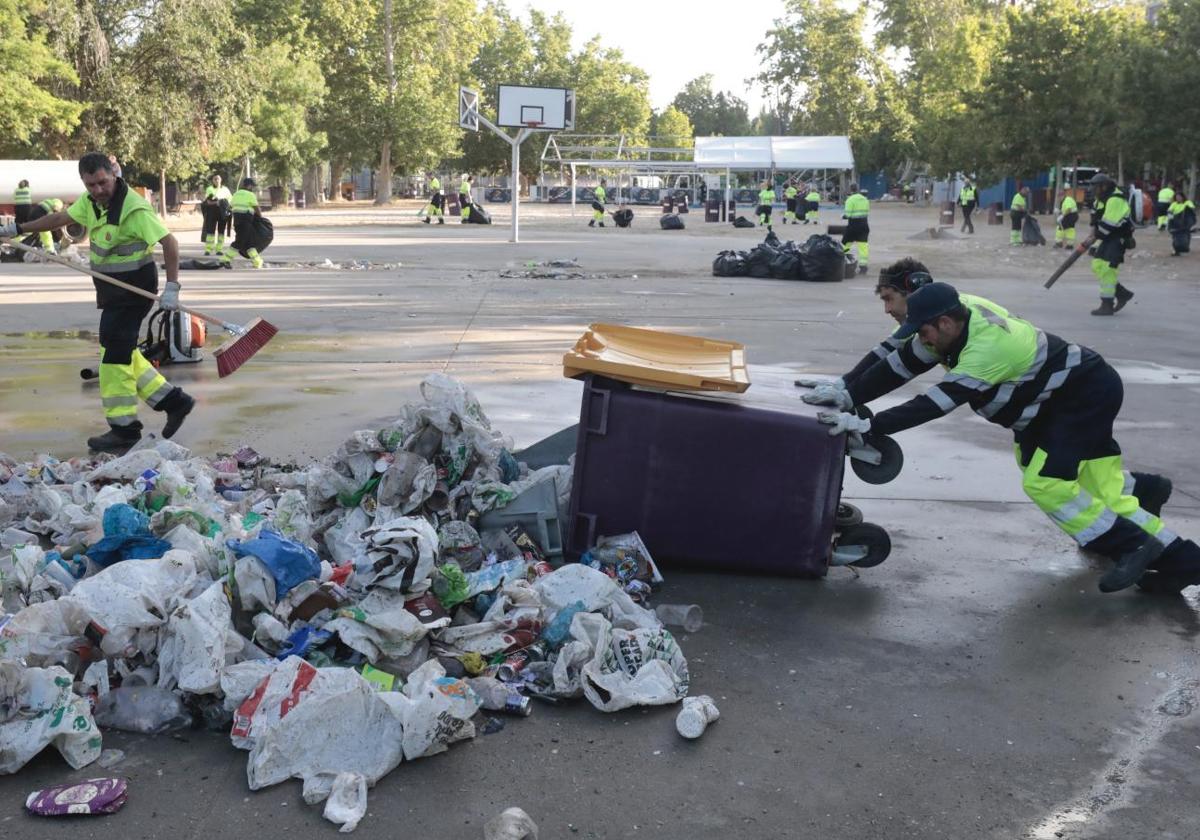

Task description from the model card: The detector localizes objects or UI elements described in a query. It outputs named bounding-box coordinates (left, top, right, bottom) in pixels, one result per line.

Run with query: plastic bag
left=322, top=771, right=367, bottom=832
left=379, top=660, right=479, bottom=761
left=711, top=250, right=748, bottom=277
left=798, top=234, right=845, bottom=283
left=574, top=611, right=690, bottom=712
left=323, top=589, right=433, bottom=662
left=157, top=581, right=240, bottom=694
left=93, top=685, right=191, bottom=734
left=660, top=213, right=684, bottom=230
left=227, top=529, right=320, bottom=599
left=0, top=662, right=103, bottom=773
left=86, top=503, right=172, bottom=567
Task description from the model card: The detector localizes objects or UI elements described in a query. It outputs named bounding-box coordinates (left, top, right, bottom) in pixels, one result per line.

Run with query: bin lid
left=563, top=323, right=750, bottom=392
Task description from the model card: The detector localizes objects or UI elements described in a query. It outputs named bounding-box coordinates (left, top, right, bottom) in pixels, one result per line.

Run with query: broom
left=5, top=239, right=276, bottom=377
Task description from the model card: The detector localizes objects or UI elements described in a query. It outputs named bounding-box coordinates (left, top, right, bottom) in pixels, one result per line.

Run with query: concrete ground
left=1, top=201, right=1198, bottom=838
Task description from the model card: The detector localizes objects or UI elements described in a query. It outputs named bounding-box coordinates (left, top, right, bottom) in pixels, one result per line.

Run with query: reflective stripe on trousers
left=1016, top=447, right=1174, bottom=546
left=99, top=346, right=174, bottom=428
left=842, top=240, right=868, bottom=266
left=1090, top=258, right=1118, bottom=298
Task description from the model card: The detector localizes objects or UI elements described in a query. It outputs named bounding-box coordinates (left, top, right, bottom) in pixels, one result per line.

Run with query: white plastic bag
left=572, top=612, right=690, bottom=712
left=157, top=581, right=239, bottom=694
left=322, top=771, right=367, bottom=833
left=322, top=589, right=432, bottom=662
left=0, top=662, right=102, bottom=774
left=378, top=660, right=479, bottom=761
left=533, top=563, right=659, bottom=630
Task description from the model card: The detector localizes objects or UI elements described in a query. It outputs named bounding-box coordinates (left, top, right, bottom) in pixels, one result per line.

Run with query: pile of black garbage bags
left=713, top=231, right=852, bottom=282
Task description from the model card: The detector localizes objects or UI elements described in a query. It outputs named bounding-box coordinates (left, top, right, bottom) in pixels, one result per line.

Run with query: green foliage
left=0, top=0, right=83, bottom=155
left=670, top=75, right=751, bottom=137
left=249, top=44, right=327, bottom=184
left=653, top=106, right=694, bottom=159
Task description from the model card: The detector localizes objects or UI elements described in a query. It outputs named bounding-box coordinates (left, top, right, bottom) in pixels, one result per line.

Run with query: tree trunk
left=1189, top=160, right=1197, bottom=201
left=327, top=159, right=346, bottom=202
left=1116, top=149, right=1124, bottom=186
left=159, top=169, right=167, bottom=216
left=375, top=141, right=393, bottom=205
left=303, top=164, right=322, bottom=206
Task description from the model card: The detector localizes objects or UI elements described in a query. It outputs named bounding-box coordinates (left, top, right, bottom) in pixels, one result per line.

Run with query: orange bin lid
left=563, top=323, right=750, bottom=392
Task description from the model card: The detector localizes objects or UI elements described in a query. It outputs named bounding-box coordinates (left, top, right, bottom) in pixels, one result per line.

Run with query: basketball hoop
left=523, top=121, right=544, bottom=131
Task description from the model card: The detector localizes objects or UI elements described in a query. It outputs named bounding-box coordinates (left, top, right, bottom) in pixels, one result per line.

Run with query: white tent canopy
left=693, top=136, right=854, bottom=171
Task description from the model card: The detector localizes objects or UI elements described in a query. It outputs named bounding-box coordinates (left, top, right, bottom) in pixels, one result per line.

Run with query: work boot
left=158, top=389, right=195, bottom=439
left=1114, top=283, right=1134, bottom=312
left=588, top=220, right=595, bottom=227
left=1099, top=535, right=1167, bottom=593
left=1137, top=539, right=1200, bottom=595
left=423, top=217, right=430, bottom=224
left=599, top=222, right=605, bottom=227
left=1131, top=472, right=1172, bottom=516
left=87, top=428, right=141, bottom=455
left=857, top=264, right=869, bottom=275
left=1090, top=298, right=1115, bottom=316
left=1053, top=241, right=1063, bottom=249
left=438, top=217, right=445, bottom=225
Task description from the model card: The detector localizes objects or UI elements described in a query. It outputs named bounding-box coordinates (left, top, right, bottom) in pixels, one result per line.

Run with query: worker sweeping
left=220, top=178, right=266, bottom=269
left=805, top=277, right=1198, bottom=595
left=25, top=197, right=64, bottom=254
left=1009, top=186, right=1028, bottom=245
left=12, top=180, right=32, bottom=226
left=1054, top=189, right=1079, bottom=249
left=756, top=181, right=774, bottom=228
left=0, top=152, right=195, bottom=454
left=1088, top=174, right=1135, bottom=316
left=589, top=179, right=607, bottom=228
left=805, top=184, right=821, bottom=224
left=201, top=174, right=233, bottom=255
left=459, top=174, right=473, bottom=223
left=423, top=176, right=445, bottom=224
left=841, top=184, right=869, bottom=274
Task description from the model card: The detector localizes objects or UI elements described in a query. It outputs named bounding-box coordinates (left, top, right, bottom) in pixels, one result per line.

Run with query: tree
left=652, top=106, right=693, bottom=160
left=570, top=37, right=651, bottom=140
left=0, top=0, right=84, bottom=156
left=250, top=44, right=327, bottom=186
left=670, top=75, right=750, bottom=137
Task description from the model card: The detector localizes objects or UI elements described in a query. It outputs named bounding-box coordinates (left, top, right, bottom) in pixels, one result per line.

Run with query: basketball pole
left=475, top=112, right=530, bottom=243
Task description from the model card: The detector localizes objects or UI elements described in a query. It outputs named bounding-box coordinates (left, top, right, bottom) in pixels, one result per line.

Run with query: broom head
left=214, top=317, right=278, bottom=378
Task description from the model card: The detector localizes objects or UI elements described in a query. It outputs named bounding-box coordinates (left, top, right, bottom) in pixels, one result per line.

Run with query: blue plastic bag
left=227, top=528, right=320, bottom=599
left=85, top=503, right=171, bottom=567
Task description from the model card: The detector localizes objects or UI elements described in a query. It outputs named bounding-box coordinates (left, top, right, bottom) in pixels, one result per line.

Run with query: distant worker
left=201, top=174, right=233, bottom=256
left=459, top=174, right=473, bottom=223
left=805, top=183, right=821, bottom=224
left=841, top=183, right=869, bottom=274
left=1167, top=191, right=1196, bottom=257
left=756, top=181, right=774, bottom=228
left=1054, top=189, right=1079, bottom=249
left=783, top=180, right=798, bottom=224
left=958, top=179, right=976, bottom=234
left=25, top=197, right=64, bottom=254
left=12, top=180, right=32, bottom=225
left=0, top=152, right=194, bottom=454
left=1009, top=186, right=1029, bottom=246
left=1088, top=174, right=1135, bottom=316
left=1156, top=182, right=1175, bottom=231
left=809, top=277, right=1196, bottom=595
left=589, top=179, right=607, bottom=228
left=423, top=176, right=445, bottom=224
left=221, top=177, right=265, bottom=269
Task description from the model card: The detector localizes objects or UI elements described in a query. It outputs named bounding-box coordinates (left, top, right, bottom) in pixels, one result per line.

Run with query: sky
left=518, top=0, right=784, bottom=116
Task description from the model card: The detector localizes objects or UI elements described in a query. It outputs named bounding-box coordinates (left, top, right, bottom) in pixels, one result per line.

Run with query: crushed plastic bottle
left=92, top=685, right=192, bottom=734
left=675, top=694, right=720, bottom=739
left=483, top=806, right=539, bottom=840
left=540, top=600, right=586, bottom=649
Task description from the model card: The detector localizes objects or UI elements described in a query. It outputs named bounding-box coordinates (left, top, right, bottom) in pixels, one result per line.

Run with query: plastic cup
left=655, top=603, right=703, bottom=633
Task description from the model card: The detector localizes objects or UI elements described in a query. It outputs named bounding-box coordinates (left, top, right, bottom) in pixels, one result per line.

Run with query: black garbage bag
left=1173, top=230, right=1192, bottom=254
left=712, top=249, right=748, bottom=277
left=732, top=216, right=756, bottom=228
left=660, top=213, right=685, bottom=230
left=613, top=208, right=634, bottom=228
left=843, top=253, right=859, bottom=279
left=763, top=230, right=781, bottom=248
left=178, top=258, right=225, bottom=270
left=464, top=202, right=492, bottom=224
left=1021, top=214, right=1046, bottom=245
left=768, top=249, right=802, bottom=279
left=744, top=245, right=777, bottom=278
left=797, top=234, right=845, bottom=283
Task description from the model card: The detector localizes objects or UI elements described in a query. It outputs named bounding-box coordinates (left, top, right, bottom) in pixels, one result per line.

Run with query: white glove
left=160, top=281, right=181, bottom=310
left=818, top=411, right=871, bottom=438
left=0, top=220, right=18, bottom=239
left=795, top=375, right=845, bottom=389
left=801, top=383, right=854, bottom=410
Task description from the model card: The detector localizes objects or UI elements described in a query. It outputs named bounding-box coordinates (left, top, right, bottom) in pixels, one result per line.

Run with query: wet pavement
left=1, top=203, right=1198, bottom=838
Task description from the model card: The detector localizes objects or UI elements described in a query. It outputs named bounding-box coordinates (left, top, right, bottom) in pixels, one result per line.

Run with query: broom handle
left=4, top=239, right=246, bottom=334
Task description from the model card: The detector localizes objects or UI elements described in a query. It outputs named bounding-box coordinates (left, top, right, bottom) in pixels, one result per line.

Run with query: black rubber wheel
left=851, top=433, right=903, bottom=484
left=837, top=521, right=891, bottom=568
left=854, top=405, right=874, bottom=421
left=836, top=502, right=863, bottom=527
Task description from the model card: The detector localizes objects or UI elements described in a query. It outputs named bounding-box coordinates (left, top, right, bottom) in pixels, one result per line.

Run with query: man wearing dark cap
left=815, top=280, right=1199, bottom=595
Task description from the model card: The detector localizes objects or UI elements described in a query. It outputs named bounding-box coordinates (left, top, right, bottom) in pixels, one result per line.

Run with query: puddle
left=296, top=385, right=348, bottom=395
left=1110, top=360, right=1200, bottom=386
left=2, top=330, right=96, bottom=341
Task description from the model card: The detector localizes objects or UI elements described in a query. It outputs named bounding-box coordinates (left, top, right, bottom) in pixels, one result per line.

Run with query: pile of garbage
left=712, top=230, right=851, bottom=282
left=0, top=374, right=699, bottom=831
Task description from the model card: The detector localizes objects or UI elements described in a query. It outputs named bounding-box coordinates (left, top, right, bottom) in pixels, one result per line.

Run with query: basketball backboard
left=497, top=85, right=571, bottom=130
left=458, top=87, right=479, bottom=131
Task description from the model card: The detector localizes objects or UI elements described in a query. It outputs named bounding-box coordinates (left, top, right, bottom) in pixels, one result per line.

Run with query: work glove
left=795, top=375, right=845, bottom=390
left=801, top=383, right=854, bottom=410
left=818, top=411, right=871, bottom=442
left=0, top=220, right=18, bottom=239
left=160, top=281, right=181, bottom=311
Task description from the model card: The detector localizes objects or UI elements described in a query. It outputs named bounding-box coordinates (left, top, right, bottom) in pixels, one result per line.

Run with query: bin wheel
left=836, top=502, right=863, bottom=527
left=837, top=522, right=891, bottom=568
left=850, top=433, right=903, bottom=485
left=854, top=405, right=874, bottom=421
